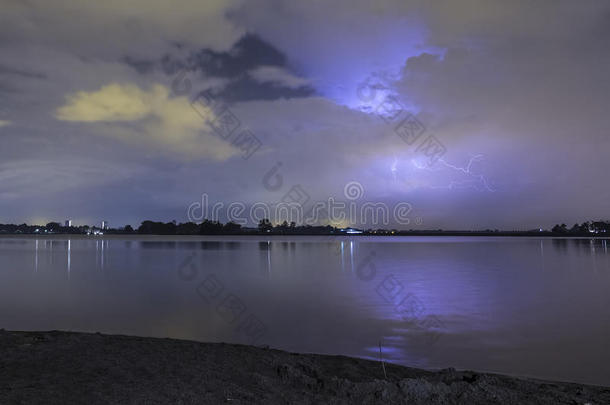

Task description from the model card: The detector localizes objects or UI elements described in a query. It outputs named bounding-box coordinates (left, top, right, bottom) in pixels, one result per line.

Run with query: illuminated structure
left=340, top=227, right=363, bottom=234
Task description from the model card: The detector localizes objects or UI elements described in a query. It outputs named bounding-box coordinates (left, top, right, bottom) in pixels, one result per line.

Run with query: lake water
left=1, top=235, right=609, bottom=386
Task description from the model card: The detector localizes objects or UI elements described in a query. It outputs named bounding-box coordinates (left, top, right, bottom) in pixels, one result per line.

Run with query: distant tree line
left=135, top=219, right=339, bottom=235
left=0, top=222, right=132, bottom=235
left=550, top=221, right=609, bottom=235
left=1, top=219, right=608, bottom=236
left=0, top=220, right=341, bottom=236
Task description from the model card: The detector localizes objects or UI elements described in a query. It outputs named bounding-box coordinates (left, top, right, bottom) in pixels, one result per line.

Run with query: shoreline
left=1, top=330, right=608, bottom=404
left=1, top=233, right=609, bottom=240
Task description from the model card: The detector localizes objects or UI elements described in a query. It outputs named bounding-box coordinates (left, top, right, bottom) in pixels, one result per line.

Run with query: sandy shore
left=0, top=330, right=607, bottom=404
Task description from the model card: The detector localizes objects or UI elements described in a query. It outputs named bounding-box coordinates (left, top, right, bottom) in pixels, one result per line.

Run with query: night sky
left=1, top=1, right=609, bottom=229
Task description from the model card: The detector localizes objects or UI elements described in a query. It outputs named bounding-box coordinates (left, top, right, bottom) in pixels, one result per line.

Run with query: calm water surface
left=1, top=236, right=609, bottom=385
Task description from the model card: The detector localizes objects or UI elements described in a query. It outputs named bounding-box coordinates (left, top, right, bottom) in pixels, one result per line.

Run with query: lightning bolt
left=410, top=154, right=495, bottom=192
left=391, top=156, right=398, bottom=180
left=438, top=155, right=495, bottom=192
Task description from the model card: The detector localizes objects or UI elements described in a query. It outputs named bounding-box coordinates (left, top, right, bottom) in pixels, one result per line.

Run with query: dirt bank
left=0, top=330, right=607, bottom=404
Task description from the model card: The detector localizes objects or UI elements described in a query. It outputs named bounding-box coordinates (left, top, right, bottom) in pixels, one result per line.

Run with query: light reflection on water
left=1, top=236, right=610, bottom=386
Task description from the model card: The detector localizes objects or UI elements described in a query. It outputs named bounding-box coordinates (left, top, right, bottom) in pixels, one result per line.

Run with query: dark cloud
left=215, top=74, right=315, bottom=102
left=130, top=34, right=287, bottom=78
left=186, top=34, right=287, bottom=78
left=125, top=34, right=315, bottom=102
left=183, top=34, right=315, bottom=101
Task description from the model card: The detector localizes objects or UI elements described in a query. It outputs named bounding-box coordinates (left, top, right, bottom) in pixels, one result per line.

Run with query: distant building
left=339, top=227, right=363, bottom=234
left=101, top=220, right=108, bottom=230
left=65, top=220, right=72, bottom=227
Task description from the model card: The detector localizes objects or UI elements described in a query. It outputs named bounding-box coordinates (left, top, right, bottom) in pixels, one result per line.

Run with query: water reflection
left=140, top=241, right=178, bottom=249
left=551, top=238, right=610, bottom=256
left=100, top=239, right=104, bottom=270
left=256, top=241, right=272, bottom=275
left=340, top=241, right=345, bottom=272
left=0, top=236, right=609, bottom=386
left=226, top=241, right=241, bottom=250
left=201, top=241, right=222, bottom=250
left=350, top=240, right=354, bottom=274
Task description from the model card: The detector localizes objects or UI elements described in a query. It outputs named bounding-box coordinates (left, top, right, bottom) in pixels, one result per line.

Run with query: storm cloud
left=1, top=0, right=609, bottom=229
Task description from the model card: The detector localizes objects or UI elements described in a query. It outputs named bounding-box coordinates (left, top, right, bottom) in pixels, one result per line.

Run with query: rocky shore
left=0, top=330, right=607, bottom=404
